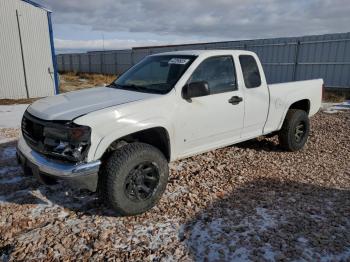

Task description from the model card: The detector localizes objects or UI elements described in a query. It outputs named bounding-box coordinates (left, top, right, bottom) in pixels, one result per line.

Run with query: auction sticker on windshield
left=168, top=58, right=190, bottom=65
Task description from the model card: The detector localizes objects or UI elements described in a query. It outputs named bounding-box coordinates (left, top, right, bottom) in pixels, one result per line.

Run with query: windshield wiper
left=109, top=82, right=164, bottom=94
left=107, top=82, right=120, bottom=88
left=112, top=83, right=154, bottom=92
left=121, top=84, right=148, bottom=92
left=108, top=83, right=140, bottom=90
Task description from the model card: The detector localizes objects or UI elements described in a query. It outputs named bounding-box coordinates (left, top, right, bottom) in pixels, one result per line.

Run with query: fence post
left=61, top=55, right=65, bottom=72
left=88, top=54, right=91, bottom=73
left=78, top=54, right=81, bottom=73
left=131, top=50, right=135, bottom=66
left=101, top=53, right=103, bottom=74
left=114, top=52, right=118, bottom=75
left=69, top=54, right=73, bottom=72
left=293, top=41, right=301, bottom=81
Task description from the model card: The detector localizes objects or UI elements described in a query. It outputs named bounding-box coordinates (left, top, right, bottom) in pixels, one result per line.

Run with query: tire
left=278, top=109, right=310, bottom=151
left=98, top=142, right=169, bottom=216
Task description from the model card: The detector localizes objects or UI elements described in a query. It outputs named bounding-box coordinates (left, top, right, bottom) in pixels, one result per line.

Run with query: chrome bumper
left=17, top=136, right=101, bottom=191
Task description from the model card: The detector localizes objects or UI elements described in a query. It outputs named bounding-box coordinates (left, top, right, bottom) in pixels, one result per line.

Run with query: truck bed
left=263, top=79, right=323, bottom=134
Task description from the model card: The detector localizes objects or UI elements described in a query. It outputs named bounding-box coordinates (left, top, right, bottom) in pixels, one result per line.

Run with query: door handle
left=228, top=96, right=243, bottom=105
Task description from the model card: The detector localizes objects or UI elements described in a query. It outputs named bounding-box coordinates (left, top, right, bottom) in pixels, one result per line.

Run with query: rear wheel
left=278, top=109, right=310, bottom=151
left=99, top=142, right=169, bottom=216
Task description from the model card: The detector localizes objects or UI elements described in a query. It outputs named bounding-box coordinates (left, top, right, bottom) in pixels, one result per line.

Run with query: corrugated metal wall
left=0, top=0, right=28, bottom=98
left=56, top=32, right=350, bottom=89
left=0, top=0, right=56, bottom=99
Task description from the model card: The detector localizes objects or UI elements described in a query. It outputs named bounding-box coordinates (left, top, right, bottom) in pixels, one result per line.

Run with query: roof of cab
left=150, top=49, right=255, bottom=57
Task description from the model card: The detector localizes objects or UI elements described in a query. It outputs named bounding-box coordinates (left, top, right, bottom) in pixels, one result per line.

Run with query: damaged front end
left=17, top=111, right=100, bottom=191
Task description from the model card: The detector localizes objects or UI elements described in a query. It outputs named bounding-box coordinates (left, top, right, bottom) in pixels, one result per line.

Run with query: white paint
left=22, top=50, right=323, bottom=163
left=74, top=50, right=322, bottom=162
left=27, top=87, right=158, bottom=120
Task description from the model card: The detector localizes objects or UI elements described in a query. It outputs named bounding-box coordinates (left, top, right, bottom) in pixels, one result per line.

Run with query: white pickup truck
left=17, top=50, right=323, bottom=215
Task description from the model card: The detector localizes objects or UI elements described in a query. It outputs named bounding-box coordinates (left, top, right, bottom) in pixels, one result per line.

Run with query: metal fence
left=57, top=32, right=350, bottom=89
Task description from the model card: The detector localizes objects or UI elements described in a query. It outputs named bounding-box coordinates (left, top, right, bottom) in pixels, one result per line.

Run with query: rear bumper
left=16, top=136, right=101, bottom=191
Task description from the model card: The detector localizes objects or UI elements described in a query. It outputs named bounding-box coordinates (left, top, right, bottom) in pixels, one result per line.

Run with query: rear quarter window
left=239, top=55, right=261, bottom=88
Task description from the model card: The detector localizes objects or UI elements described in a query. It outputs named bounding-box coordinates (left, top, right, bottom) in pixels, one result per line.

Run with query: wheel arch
left=277, top=99, right=311, bottom=130
left=97, top=126, right=172, bottom=162
left=288, top=99, right=311, bottom=114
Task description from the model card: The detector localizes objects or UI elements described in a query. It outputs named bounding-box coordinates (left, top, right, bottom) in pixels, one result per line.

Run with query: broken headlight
left=43, top=124, right=91, bottom=162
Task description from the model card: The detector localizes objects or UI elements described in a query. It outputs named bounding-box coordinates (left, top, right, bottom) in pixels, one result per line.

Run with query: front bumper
left=16, top=136, right=101, bottom=191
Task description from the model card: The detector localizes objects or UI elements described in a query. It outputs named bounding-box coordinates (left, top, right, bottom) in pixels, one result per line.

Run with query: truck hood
left=27, top=87, right=158, bottom=121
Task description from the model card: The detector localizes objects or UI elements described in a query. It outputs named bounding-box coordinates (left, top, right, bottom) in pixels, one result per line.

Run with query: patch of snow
left=256, top=207, right=277, bottom=229
left=0, top=188, right=32, bottom=203
left=131, top=220, right=181, bottom=250
left=0, top=104, right=28, bottom=128
left=164, top=185, right=189, bottom=200
left=0, top=196, right=6, bottom=203
left=296, top=237, right=350, bottom=261
left=320, top=247, right=350, bottom=262
left=0, top=146, right=17, bottom=160
left=169, top=162, right=185, bottom=171
left=297, top=236, right=309, bottom=244
left=0, top=166, right=21, bottom=176
left=0, top=176, right=23, bottom=184
left=322, top=100, right=350, bottom=114
left=187, top=208, right=282, bottom=261
left=261, top=244, right=276, bottom=261
left=0, top=136, right=17, bottom=144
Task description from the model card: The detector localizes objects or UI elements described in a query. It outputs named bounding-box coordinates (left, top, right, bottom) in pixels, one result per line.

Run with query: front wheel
left=99, top=142, right=169, bottom=216
left=278, top=109, right=310, bottom=151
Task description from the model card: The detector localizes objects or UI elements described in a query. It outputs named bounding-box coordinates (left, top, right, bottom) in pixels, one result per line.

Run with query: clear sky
left=35, top=0, right=350, bottom=53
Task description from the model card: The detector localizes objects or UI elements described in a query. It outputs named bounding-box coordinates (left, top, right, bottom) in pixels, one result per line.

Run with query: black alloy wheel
left=124, top=162, right=160, bottom=201
left=294, top=121, right=306, bottom=143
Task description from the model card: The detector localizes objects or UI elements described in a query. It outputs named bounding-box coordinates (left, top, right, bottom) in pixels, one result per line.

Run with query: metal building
left=0, top=0, right=58, bottom=99
left=57, top=32, right=350, bottom=91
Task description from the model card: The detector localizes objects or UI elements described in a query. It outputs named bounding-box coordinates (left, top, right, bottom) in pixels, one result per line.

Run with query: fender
left=92, top=118, right=174, bottom=161
left=263, top=79, right=322, bottom=134
left=277, top=80, right=322, bottom=130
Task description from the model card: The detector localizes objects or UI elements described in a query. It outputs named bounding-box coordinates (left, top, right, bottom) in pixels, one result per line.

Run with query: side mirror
left=182, top=81, right=210, bottom=99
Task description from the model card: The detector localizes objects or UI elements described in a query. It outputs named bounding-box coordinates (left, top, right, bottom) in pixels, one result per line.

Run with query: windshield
left=111, top=55, right=196, bottom=94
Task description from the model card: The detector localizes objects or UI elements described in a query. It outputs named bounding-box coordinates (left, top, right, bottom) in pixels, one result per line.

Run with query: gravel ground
left=0, top=111, right=349, bottom=261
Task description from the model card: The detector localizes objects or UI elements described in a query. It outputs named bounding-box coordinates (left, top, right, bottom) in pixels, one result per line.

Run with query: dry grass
left=0, top=98, right=40, bottom=105
left=0, top=73, right=117, bottom=105
left=323, top=90, right=347, bottom=103
left=59, top=72, right=117, bottom=93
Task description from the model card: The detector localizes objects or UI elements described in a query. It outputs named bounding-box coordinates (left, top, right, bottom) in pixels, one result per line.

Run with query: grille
left=22, top=113, right=45, bottom=147
left=21, top=111, right=90, bottom=163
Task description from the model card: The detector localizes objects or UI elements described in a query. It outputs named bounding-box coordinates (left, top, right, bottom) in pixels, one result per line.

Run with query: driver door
left=176, top=55, right=245, bottom=157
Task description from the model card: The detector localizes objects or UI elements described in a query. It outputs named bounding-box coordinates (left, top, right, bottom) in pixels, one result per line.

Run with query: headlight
left=43, top=124, right=91, bottom=162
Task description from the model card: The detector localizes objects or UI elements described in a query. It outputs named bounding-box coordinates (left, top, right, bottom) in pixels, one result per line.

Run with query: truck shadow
left=2, top=140, right=350, bottom=261
left=1, top=137, right=284, bottom=216
left=235, top=137, right=282, bottom=152
left=0, top=140, right=114, bottom=215
left=182, top=178, right=350, bottom=261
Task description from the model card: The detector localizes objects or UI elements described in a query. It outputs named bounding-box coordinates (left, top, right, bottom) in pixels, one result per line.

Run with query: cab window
left=188, top=56, right=237, bottom=95
left=239, top=55, right=261, bottom=88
